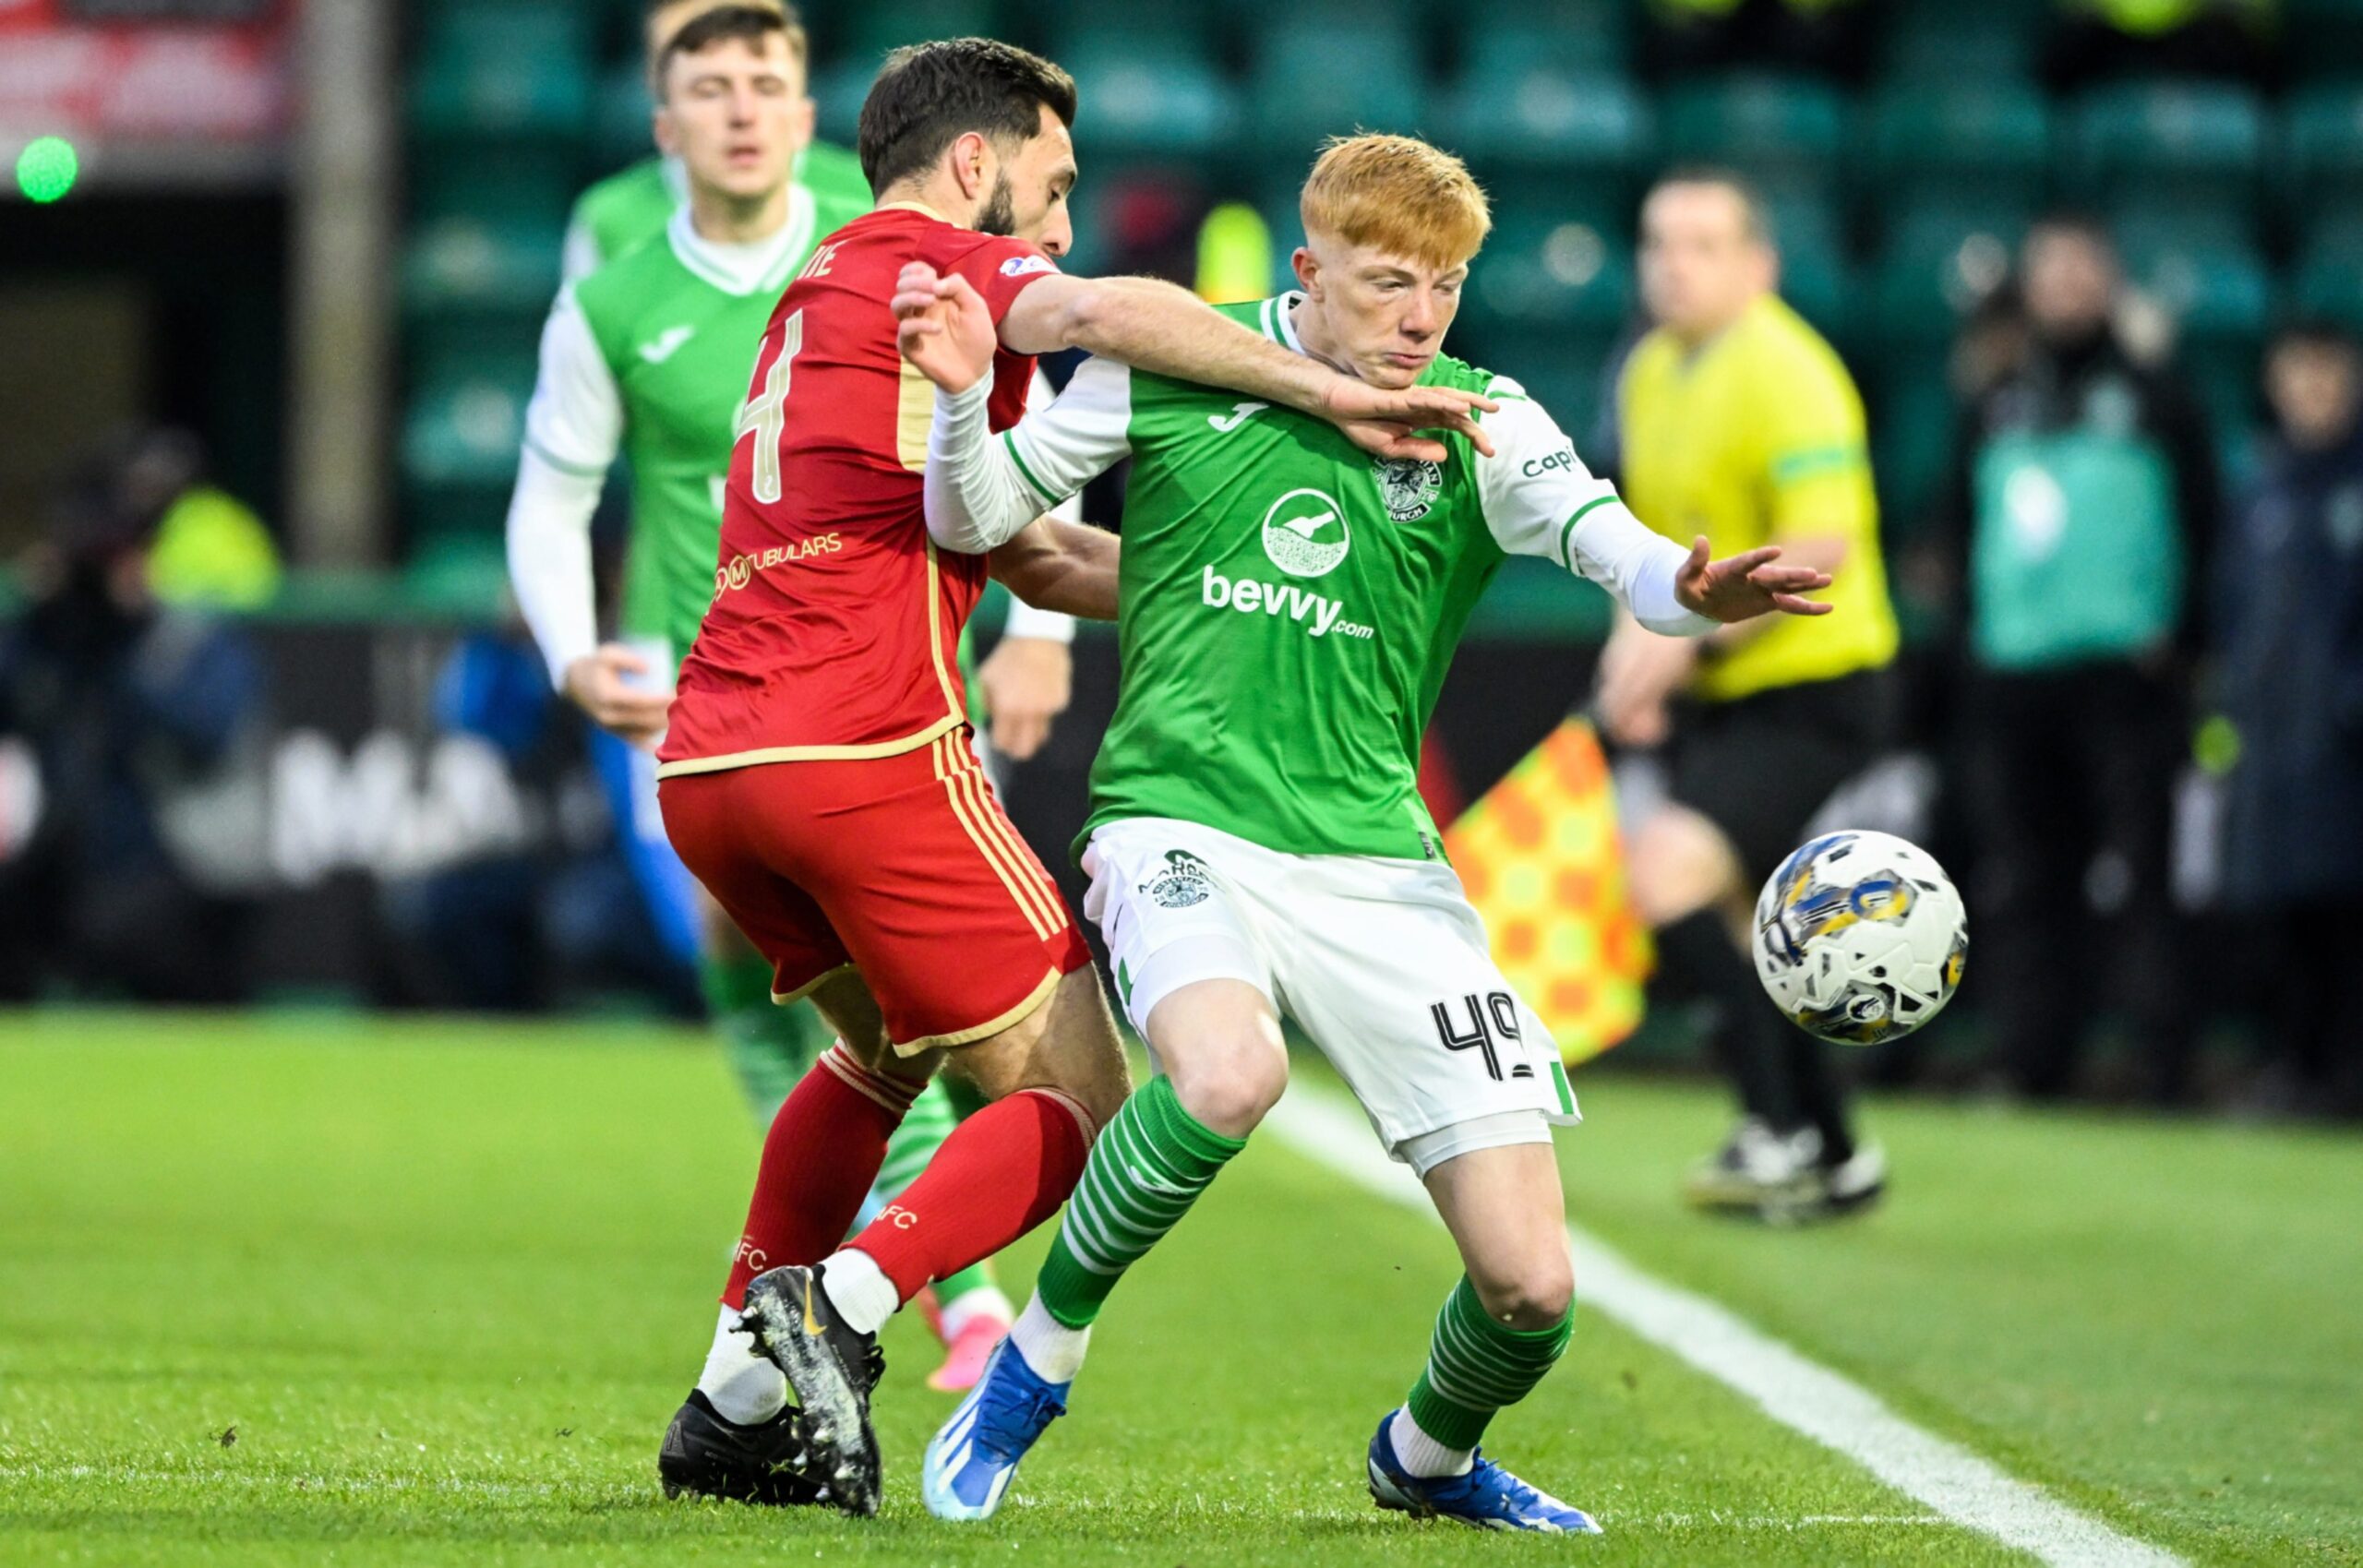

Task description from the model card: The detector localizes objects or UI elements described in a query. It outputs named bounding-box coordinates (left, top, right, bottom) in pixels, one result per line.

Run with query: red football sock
left=846, top=1087, right=1095, bottom=1303
left=720, top=1045, right=923, bottom=1309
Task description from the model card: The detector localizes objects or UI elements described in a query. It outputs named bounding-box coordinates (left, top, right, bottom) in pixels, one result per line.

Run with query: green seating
left=1459, top=0, right=1632, bottom=74
left=1661, top=75, right=1845, bottom=185
left=594, top=62, right=654, bottom=170
left=1870, top=357, right=1959, bottom=532
left=1062, top=40, right=1239, bottom=161
left=1466, top=207, right=1633, bottom=332
left=402, top=217, right=565, bottom=319
left=2065, top=81, right=2265, bottom=210
left=1870, top=204, right=2029, bottom=344
left=1865, top=82, right=2050, bottom=208
left=410, top=4, right=592, bottom=142
left=410, top=148, right=579, bottom=230
left=1250, top=14, right=1428, bottom=153
left=402, top=350, right=538, bottom=492
left=1878, top=0, right=2045, bottom=82
left=2112, top=220, right=2273, bottom=343
left=1446, top=58, right=1649, bottom=178
left=2284, top=81, right=2363, bottom=208
left=2293, top=218, right=2363, bottom=329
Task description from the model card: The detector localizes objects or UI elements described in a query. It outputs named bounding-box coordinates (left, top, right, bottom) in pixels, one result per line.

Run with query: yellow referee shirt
left=1617, top=293, right=1899, bottom=703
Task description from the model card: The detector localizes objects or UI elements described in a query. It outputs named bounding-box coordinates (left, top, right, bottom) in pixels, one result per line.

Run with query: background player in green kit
left=562, top=0, right=870, bottom=286
left=900, top=135, right=1836, bottom=1530
left=503, top=4, right=1023, bottom=1391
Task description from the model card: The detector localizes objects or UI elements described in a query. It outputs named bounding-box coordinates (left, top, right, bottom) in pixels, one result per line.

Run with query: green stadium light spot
left=17, top=137, right=79, bottom=204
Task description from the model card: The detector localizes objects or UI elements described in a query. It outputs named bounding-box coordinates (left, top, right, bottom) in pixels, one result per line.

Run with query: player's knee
left=1470, top=1256, right=1575, bottom=1331
left=1168, top=1034, right=1287, bottom=1139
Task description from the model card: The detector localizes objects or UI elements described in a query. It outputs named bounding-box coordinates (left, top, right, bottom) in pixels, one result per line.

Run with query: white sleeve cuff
left=1568, top=504, right=1717, bottom=638
left=925, top=372, right=1043, bottom=555
left=1002, top=600, right=1076, bottom=642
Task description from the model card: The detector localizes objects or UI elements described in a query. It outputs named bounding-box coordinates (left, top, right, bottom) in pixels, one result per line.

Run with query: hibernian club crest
left=1143, top=850, right=1214, bottom=909
left=1374, top=456, right=1443, bottom=522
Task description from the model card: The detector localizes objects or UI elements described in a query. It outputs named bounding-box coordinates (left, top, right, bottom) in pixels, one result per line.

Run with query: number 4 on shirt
left=734, top=309, right=801, bottom=506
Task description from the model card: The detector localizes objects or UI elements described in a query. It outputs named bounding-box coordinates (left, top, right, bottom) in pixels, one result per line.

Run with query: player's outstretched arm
left=894, top=264, right=1497, bottom=462
left=987, top=518, right=1119, bottom=623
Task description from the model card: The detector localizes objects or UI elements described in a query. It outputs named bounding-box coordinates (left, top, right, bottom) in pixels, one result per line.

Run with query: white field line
left=1263, top=1090, right=2185, bottom=1568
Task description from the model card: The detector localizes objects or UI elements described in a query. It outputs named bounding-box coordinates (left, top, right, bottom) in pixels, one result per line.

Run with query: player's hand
left=1672, top=537, right=1834, bottom=624
left=562, top=644, right=673, bottom=749
left=894, top=262, right=997, bottom=394
left=978, top=635, right=1073, bottom=761
left=1595, top=618, right=1695, bottom=749
left=1320, top=379, right=1499, bottom=462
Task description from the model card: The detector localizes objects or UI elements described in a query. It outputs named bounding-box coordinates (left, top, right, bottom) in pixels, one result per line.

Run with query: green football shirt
left=988, top=293, right=1685, bottom=862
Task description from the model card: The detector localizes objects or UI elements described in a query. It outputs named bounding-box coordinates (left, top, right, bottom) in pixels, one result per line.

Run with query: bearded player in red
left=651, top=38, right=1496, bottom=1514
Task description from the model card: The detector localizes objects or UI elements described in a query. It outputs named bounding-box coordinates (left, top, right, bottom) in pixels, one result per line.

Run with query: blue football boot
left=921, top=1335, right=1069, bottom=1521
left=1365, top=1413, right=1603, bottom=1534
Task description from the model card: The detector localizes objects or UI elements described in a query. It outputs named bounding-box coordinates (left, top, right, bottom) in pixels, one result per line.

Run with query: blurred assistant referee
left=1601, top=169, right=1901, bottom=1222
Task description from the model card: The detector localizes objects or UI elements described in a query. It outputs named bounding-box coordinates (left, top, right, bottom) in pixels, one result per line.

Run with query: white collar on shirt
left=664, top=181, right=817, bottom=297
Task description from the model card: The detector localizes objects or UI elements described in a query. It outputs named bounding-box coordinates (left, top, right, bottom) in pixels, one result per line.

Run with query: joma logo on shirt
left=1200, top=566, right=1373, bottom=640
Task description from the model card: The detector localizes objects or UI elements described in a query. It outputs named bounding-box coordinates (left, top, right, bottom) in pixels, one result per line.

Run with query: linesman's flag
left=1445, top=718, right=1651, bottom=1066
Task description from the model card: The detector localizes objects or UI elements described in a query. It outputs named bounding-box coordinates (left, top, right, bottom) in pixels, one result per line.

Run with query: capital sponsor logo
left=1200, top=566, right=1373, bottom=640
left=712, top=533, right=844, bottom=599
left=1261, top=486, right=1350, bottom=577
left=999, top=253, right=1056, bottom=278
left=1521, top=443, right=1577, bottom=479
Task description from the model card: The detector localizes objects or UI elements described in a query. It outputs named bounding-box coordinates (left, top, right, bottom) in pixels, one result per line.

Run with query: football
left=1753, top=830, right=1968, bottom=1045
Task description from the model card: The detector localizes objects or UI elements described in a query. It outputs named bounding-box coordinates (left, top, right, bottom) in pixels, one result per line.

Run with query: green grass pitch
left=1, top=1012, right=2357, bottom=1565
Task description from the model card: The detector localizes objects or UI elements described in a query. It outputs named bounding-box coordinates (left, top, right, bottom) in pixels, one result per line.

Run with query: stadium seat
left=1465, top=206, right=1633, bottom=333
left=594, top=62, right=654, bottom=171
left=1660, top=75, right=1845, bottom=193
left=1445, top=54, right=1649, bottom=187
left=409, top=148, right=580, bottom=231
left=1060, top=39, right=1240, bottom=162
left=1869, top=204, right=2028, bottom=346
left=1249, top=11, right=1429, bottom=155
left=2064, top=81, right=2266, bottom=215
left=409, top=4, right=593, bottom=143
left=1877, top=0, right=2045, bottom=83
left=1865, top=82, right=2050, bottom=209
left=2293, top=217, right=2363, bottom=329
left=2111, top=219, right=2273, bottom=346
left=402, top=350, right=538, bottom=492
left=1870, top=357, right=1957, bottom=534
left=810, top=0, right=1003, bottom=140
left=1459, top=0, right=1633, bottom=74
left=2283, top=81, right=2363, bottom=210
left=1760, top=193, right=1851, bottom=344
left=402, top=217, right=565, bottom=320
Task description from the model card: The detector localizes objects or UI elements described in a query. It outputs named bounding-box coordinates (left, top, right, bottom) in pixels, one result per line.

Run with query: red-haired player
left=652, top=38, right=1497, bottom=1514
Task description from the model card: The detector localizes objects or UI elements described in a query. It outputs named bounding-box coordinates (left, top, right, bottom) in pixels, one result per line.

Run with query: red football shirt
left=657, top=204, right=1058, bottom=775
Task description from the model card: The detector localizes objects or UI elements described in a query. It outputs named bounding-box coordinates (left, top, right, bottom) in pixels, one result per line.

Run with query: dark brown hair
left=649, top=2, right=803, bottom=89
left=856, top=37, right=1076, bottom=197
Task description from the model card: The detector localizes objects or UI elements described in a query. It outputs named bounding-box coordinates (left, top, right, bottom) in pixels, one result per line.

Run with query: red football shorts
left=659, top=728, right=1092, bottom=1053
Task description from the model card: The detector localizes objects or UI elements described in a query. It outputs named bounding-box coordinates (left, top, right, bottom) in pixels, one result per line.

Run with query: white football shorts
left=1083, top=817, right=1580, bottom=1170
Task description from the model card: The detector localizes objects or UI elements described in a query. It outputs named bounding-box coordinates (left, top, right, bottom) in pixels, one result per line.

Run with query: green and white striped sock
left=1402, top=1275, right=1574, bottom=1458
left=1033, top=1074, right=1245, bottom=1329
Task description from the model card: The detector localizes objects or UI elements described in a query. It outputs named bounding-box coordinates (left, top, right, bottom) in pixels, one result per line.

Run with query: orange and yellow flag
left=1445, top=718, right=1651, bottom=1066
